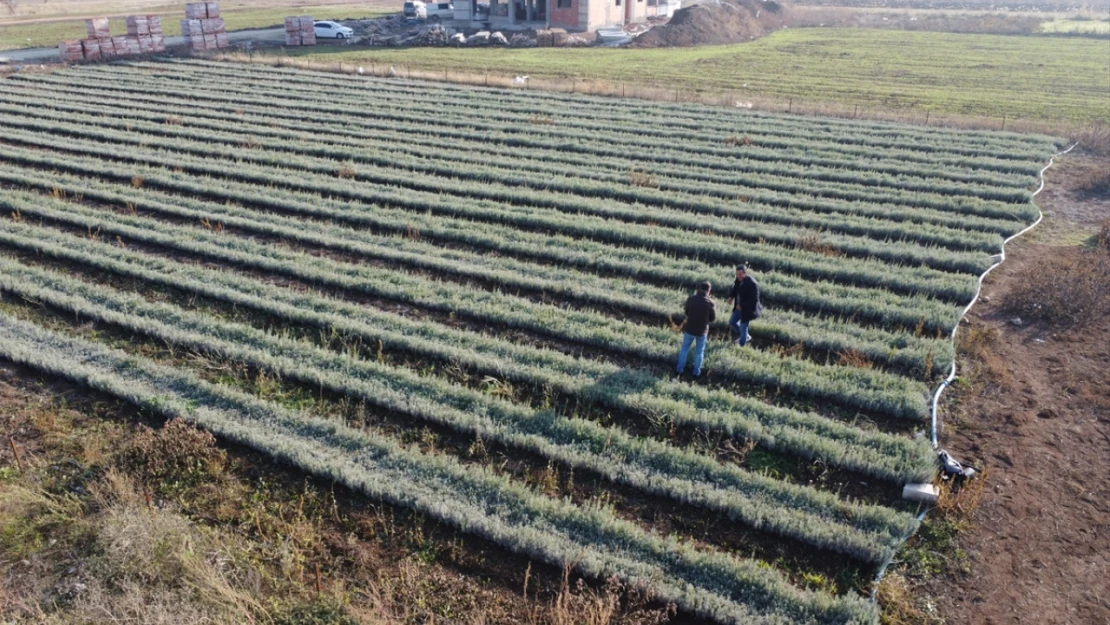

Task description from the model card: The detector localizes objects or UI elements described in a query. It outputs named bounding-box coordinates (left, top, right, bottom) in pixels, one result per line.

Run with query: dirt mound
left=632, top=0, right=790, bottom=47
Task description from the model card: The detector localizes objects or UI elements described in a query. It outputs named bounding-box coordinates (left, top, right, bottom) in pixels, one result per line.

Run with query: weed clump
left=628, top=169, right=658, bottom=188
left=1075, top=163, right=1110, bottom=195
left=796, top=230, right=842, bottom=257
left=836, top=349, right=873, bottom=370
left=1001, top=251, right=1110, bottom=329
left=116, top=418, right=225, bottom=491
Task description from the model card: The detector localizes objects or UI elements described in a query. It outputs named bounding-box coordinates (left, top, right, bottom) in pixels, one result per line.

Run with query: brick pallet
left=58, top=40, right=84, bottom=62
left=66, top=14, right=164, bottom=62
left=183, top=2, right=229, bottom=51
left=284, top=16, right=317, bottom=46
left=85, top=17, right=110, bottom=39
left=80, top=39, right=101, bottom=60
left=126, top=15, right=150, bottom=36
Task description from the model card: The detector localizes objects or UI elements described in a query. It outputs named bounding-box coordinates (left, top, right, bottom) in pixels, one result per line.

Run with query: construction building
left=452, top=0, right=680, bottom=31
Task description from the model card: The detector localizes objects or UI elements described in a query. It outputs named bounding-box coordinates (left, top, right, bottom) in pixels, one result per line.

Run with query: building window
left=558, top=0, right=571, bottom=6
left=647, top=0, right=656, bottom=4
left=615, top=0, right=620, bottom=5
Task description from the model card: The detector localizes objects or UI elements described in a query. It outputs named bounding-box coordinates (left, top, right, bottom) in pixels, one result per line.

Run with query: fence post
left=8, top=437, right=22, bottom=473
left=788, top=98, right=792, bottom=113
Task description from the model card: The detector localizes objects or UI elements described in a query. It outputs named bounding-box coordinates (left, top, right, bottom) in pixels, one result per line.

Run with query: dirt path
left=922, top=152, right=1110, bottom=625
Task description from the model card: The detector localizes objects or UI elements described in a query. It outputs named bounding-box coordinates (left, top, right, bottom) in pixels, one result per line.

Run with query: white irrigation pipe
left=870, top=141, right=1078, bottom=600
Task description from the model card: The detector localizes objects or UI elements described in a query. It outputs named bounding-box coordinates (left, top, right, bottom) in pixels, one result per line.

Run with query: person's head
left=735, top=264, right=748, bottom=280
left=698, top=281, right=712, bottom=294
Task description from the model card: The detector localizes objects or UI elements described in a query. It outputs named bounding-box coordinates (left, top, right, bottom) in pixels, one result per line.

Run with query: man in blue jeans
left=676, top=281, right=716, bottom=378
left=726, top=264, right=762, bottom=346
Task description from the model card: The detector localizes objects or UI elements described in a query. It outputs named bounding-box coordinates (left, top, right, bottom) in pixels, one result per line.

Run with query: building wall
left=626, top=0, right=649, bottom=23
left=585, top=0, right=623, bottom=29
left=550, top=0, right=579, bottom=28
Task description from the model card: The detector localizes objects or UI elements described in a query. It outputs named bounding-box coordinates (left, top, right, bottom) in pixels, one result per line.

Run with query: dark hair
left=698, top=281, right=711, bottom=292
left=736, top=264, right=747, bottom=272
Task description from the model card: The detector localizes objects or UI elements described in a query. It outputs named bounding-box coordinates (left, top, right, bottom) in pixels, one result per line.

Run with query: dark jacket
left=683, top=291, right=716, bottom=336
left=727, top=277, right=763, bottom=323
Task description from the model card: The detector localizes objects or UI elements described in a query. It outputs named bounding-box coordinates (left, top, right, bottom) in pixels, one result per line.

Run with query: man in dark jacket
left=676, top=281, right=716, bottom=377
left=725, top=264, right=762, bottom=347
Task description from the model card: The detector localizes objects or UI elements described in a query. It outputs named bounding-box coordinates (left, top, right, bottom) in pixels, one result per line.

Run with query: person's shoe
left=692, top=370, right=701, bottom=378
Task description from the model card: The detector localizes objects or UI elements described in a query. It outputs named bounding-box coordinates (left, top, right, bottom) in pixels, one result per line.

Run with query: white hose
left=870, top=140, right=1078, bottom=600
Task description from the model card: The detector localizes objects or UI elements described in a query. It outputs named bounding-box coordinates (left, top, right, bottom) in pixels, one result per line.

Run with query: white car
left=424, top=1, right=454, bottom=21
left=313, top=21, right=354, bottom=39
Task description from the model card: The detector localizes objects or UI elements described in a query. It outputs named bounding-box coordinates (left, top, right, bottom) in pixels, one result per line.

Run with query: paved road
left=0, top=27, right=288, bottom=63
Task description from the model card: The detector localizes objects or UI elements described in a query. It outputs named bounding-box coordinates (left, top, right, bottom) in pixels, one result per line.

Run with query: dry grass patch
left=116, top=418, right=226, bottom=493
left=876, top=572, right=941, bottom=625
left=1070, top=124, right=1110, bottom=157
left=1001, top=250, right=1110, bottom=330
left=836, top=349, right=873, bottom=370
left=529, top=568, right=674, bottom=625
left=796, top=230, right=842, bottom=257
left=955, top=325, right=1010, bottom=387
left=628, top=169, right=659, bottom=188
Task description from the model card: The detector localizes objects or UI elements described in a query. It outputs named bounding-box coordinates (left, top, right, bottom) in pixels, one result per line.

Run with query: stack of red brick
left=181, top=2, right=229, bottom=51
left=284, top=16, right=317, bottom=46
left=126, top=15, right=166, bottom=54
left=59, top=15, right=166, bottom=62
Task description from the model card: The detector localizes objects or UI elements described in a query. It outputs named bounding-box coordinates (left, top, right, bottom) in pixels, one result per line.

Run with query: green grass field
left=1041, top=17, right=1110, bottom=34
left=0, top=4, right=388, bottom=50
left=293, top=28, right=1110, bottom=127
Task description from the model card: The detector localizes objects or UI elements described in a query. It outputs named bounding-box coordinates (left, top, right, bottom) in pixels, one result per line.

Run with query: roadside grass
left=0, top=5, right=389, bottom=50
left=287, top=28, right=1110, bottom=127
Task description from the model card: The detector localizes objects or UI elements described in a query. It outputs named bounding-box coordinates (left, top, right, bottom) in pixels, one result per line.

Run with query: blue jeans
left=728, top=309, right=751, bottom=346
left=676, top=332, right=707, bottom=376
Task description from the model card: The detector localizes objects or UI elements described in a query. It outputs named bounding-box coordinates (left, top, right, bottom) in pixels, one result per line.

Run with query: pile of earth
left=631, top=0, right=791, bottom=47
